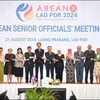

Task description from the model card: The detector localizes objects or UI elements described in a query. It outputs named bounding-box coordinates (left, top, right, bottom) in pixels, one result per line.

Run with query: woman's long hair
left=17, top=48, right=23, bottom=54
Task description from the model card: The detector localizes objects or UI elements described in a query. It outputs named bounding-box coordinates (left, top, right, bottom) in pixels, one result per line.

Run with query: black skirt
left=15, top=67, right=23, bottom=77
left=4, top=62, right=15, bottom=75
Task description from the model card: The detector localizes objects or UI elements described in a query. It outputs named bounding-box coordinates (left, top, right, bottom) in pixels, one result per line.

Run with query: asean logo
left=16, top=3, right=34, bottom=22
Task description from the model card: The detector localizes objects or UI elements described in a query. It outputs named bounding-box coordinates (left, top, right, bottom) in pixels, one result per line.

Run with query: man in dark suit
left=35, top=42, right=44, bottom=80
left=24, top=46, right=34, bottom=83
left=45, top=46, right=55, bottom=79
left=84, top=44, right=95, bottom=84
left=74, top=45, right=85, bottom=84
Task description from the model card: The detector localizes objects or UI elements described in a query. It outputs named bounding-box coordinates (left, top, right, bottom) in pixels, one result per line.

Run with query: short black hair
left=37, top=42, right=41, bottom=46
left=0, top=47, right=3, bottom=49
left=0, top=90, right=9, bottom=100
left=69, top=91, right=77, bottom=100
left=69, top=96, right=77, bottom=100
left=8, top=48, right=13, bottom=51
left=47, top=46, right=52, bottom=48
left=27, top=46, right=32, bottom=49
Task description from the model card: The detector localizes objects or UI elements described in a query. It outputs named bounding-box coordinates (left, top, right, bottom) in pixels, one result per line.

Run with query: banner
left=0, top=1, right=100, bottom=54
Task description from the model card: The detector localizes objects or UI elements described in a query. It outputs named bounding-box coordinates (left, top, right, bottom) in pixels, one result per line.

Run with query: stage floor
left=0, top=83, right=100, bottom=99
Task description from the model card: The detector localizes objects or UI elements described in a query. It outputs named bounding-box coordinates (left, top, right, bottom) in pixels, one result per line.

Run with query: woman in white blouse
left=15, top=48, right=24, bottom=83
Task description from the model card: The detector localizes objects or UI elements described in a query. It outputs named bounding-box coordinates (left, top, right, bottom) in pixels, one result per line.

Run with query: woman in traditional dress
left=0, top=47, right=5, bottom=83
left=93, top=48, right=100, bottom=83
left=65, top=48, right=75, bottom=83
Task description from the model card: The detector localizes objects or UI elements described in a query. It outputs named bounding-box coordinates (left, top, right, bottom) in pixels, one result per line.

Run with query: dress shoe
left=91, top=82, right=93, bottom=84
left=85, top=82, right=88, bottom=84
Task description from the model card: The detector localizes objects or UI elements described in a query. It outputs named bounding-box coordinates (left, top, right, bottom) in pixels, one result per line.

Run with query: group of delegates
left=0, top=42, right=100, bottom=84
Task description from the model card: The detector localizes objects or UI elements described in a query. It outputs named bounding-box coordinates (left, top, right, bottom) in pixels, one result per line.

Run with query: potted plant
left=26, top=89, right=41, bottom=100
left=26, top=88, right=60, bottom=100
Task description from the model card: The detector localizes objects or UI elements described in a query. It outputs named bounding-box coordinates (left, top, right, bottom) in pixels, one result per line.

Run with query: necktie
left=39, top=49, right=41, bottom=52
left=79, top=52, right=81, bottom=56
left=49, top=52, right=51, bottom=55
left=89, top=50, right=91, bottom=53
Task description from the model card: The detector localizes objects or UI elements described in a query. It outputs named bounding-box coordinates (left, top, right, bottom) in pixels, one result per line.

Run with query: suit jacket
left=45, top=52, right=55, bottom=66
left=24, top=52, right=34, bottom=67
left=35, top=49, right=44, bottom=64
left=84, top=50, right=95, bottom=67
left=74, top=51, right=84, bottom=67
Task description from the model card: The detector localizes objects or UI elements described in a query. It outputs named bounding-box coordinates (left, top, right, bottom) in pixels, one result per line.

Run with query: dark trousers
left=46, top=64, right=54, bottom=79
left=76, top=63, right=84, bottom=83
left=25, top=64, right=33, bottom=83
left=56, top=68, right=63, bottom=82
left=35, top=62, right=43, bottom=80
left=85, top=65, right=94, bottom=84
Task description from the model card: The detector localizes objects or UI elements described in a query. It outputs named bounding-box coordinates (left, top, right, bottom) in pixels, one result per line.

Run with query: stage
left=0, top=83, right=100, bottom=99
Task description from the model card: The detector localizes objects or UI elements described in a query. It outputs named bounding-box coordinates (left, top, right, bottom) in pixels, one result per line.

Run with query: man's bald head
left=87, top=44, right=92, bottom=50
